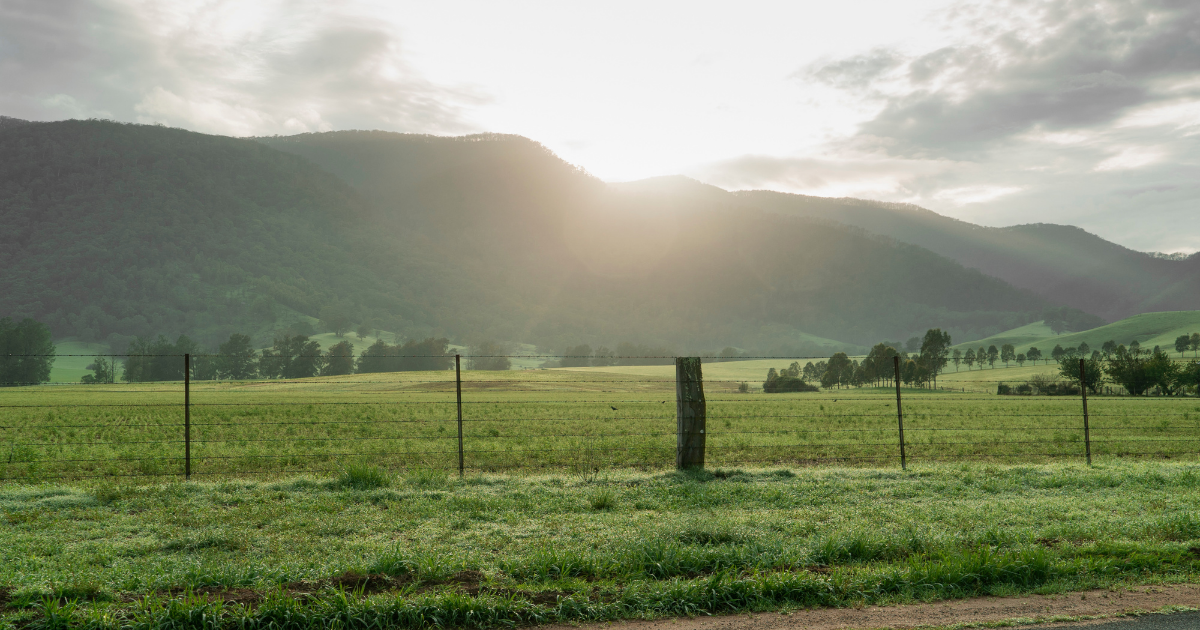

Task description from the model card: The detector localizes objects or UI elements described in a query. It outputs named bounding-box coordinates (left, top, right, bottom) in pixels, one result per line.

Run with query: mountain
left=259, top=131, right=1051, bottom=348
left=2, top=120, right=1051, bottom=352
left=736, top=192, right=1200, bottom=322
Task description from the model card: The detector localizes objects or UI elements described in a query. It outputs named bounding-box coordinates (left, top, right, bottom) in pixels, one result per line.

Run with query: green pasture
left=956, top=311, right=1200, bottom=357
left=4, top=461, right=1200, bottom=630
left=2, top=367, right=1199, bottom=482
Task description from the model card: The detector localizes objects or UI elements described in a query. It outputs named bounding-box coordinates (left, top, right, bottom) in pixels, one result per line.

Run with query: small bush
left=335, top=464, right=391, bottom=491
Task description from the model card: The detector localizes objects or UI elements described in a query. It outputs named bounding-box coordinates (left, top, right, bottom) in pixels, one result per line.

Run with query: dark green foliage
left=820, top=352, right=854, bottom=388
left=1055, top=350, right=1105, bottom=394
left=762, top=374, right=819, bottom=393
left=0, top=120, right=409, bottom=346
left=216, top=333, right=258, bottom=380
left=561, top=344, right=592, bottom=368
left=122, top=334, right=197, bottom=382
left=80, top=357, right=115, bottom=384
left=1043, top=307, right=1106, bottom=335
left=260, top=335, right=324, bottom=379
left=356, top=338, right=453, bottom=373
left=0, top=317, right=55, bottom=386
left=322, top=340, right=356, bottom=376
left=468, top=341, right=511, bottom=371
left=918, top=328, right=952, bottom=385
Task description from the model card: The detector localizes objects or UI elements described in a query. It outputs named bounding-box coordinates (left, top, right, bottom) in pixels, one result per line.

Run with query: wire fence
left=0, top=354, right=1198, bottom=481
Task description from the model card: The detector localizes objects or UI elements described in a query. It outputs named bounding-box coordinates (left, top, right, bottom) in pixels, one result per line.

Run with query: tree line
left=1002, top=340, right=1200, bottom=397
left=763, top=329, right=954, bottom=392
left=109, top=334, right=456, bottom=382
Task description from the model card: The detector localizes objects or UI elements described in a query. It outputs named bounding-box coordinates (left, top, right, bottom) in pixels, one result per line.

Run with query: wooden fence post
left=676, top=357, right=706, bottom=469
left=1080, top=358, right=1092, bottom=466
left=184, top=353, right=191, bottom=480
left=893, top=355, right=906, bottom=471
left=456, top=354, right=464, bottom=476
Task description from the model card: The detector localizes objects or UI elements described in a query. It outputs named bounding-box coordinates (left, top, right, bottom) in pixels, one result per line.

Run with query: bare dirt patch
left=545, top=584, right=1200, bottom=630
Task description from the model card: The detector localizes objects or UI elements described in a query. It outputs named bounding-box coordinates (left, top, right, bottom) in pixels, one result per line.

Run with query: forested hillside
left=0, top=119, right=438, bottom=348
left=739, top=191, right=1200, bottom=322
left=2, top=120, right=1052, bottom=351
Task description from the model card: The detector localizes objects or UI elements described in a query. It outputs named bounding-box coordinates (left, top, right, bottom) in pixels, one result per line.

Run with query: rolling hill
left=739, top=192, right=1200, bottom=322
left=954, top=311, right=1200, bottom=357
left=2, top=120, right=1064, bottom=353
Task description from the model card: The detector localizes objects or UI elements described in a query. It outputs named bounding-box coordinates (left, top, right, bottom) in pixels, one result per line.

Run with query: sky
left=2, top=0, right=1199, bottom=253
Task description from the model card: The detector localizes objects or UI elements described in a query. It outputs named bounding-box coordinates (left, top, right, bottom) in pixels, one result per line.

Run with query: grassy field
left=955, top=311, right=1200, bottom=358
left=3, top=461, right=1200, bottom=629
left=2, top=366, right=1199, bottom=481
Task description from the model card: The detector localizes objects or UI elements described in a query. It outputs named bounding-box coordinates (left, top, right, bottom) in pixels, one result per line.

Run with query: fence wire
left=1, top=354, right=1198, bottom=481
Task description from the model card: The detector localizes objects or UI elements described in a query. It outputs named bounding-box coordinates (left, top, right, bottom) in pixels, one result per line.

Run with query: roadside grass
left=3, top=461, right=1200, bottom=629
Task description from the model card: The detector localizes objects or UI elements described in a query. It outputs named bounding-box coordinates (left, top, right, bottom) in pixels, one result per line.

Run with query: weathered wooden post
left=184, top=353, right=191, bottom=480
left=1080, top=358, right=1092, bottom=466
left=676, top=357, right=706, bottom=469
left=893, top=355, right=907, bottom=471
left=456, top=354, right=464, bottom=476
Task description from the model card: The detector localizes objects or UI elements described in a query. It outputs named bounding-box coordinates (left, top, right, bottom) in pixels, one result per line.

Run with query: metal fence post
left=675, top=357, right=706, bottom=469
left=456, top=354, right=464, bottom=476
left=184, top=353, right=191, bottom=480
left=1080, top=358, right=1092, bottom=465
left=894, top=355, right=907, bottom=471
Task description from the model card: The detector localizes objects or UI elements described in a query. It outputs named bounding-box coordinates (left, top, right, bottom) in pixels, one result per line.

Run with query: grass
left=955, top=311, right=1200, bottom=358
left=3, top=461, right=1200, bottom=629
left=2, top=366, right=1199, bottom=480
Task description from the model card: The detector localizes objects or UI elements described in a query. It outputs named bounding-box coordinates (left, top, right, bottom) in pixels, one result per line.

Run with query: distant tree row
left=106, top=333, right=455, bottom=382
left=997, top=344, right=1200, bottom=397
left=763, top=329, right=954, bottom=391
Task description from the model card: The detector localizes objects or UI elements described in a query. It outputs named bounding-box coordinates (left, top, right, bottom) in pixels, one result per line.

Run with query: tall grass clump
left=334, top=464, right=392, bottom=491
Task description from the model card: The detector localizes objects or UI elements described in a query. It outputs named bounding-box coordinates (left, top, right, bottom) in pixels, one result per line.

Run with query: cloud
left=687, top=0, right=1200, bottom=253
left=803, top=0, right=1200, bottom=157
left=0, top=0, right=482, bottom=136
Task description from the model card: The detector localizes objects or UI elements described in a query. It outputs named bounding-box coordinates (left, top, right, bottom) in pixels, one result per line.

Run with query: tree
left=1176, top=335, right=1191, bottom=357
left=821, top=352, right=854, bottom=389
left=468, top=341, right=511, bottom=371
left=1130, top=340, right=1141, bottom=354
left=1077, top=341, right=1090, bottom=356
left=261, top=335, right=324, bottom=379
left=81, top=357, right=114, bottom=384
left=123, top=334, right=196, bottom=382
left=987, top=345, right=999, bottom=369
left=917, top=328, right=952, bottom=388
left=951, top=349, right=962, bottom=371
left=1056, top=349, right=1104, bottom=394
left=1050, top=344, right=1065, bottom=363
left=354, top=337, right=454, bottom=373
left=592, top=346, right=617, bottom=367
left=561, top=344, right=592, bottom=368
left=0, top=318, right=56, bottom=387
left=319, top=306, right=352, bottom=338
left=356, top=324, right=371, bottom=340
left=1191, top=333, right=1200, bottom=358
left=1000, top=343, right=1015, bottom=367
left=322, top=340, right=356, bottom=376
left=1016, top=353, right=1026, bottom=367
left=1026, top=347, right=1042, bottom=364
left=217, top=333, right=258, bottom=380
left=905, top=337, right=922, bottom=353
left=964, top=348, right=976, bottom=370
left=718, top=347, right=741, bottom=362
left=977, top=347, right=987, bottom=369
left=1104, top=349, right=1154, bottom=395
